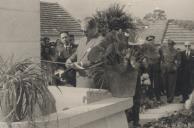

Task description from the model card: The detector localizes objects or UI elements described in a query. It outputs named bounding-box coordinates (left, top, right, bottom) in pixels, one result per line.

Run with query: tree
left=143, top=8, right=167, bottom=22
left=94, top=3, right=135, bottom=36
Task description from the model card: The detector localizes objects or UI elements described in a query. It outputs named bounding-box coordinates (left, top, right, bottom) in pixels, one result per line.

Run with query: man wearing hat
left=160, top=39, right=178, bottom=103
left=141, top=35, right=162, bottom=101
left=179, top=41, right=194, bottom=103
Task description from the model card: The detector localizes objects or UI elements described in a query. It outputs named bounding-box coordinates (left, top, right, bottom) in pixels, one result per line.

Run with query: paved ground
left=139, top=96, right=184, bottom=125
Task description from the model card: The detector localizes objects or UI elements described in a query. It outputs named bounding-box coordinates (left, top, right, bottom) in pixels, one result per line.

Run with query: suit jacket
left=179, top=50, right=194, bottom=94
left=180, top=50, right=194, bottom=73
left=69, top=36, right=104, bottom=88
left=55, top=42, right=77, bottom=69
left=141, top=42, right=160, bottom=65
left=160, top=45, right=178, bottom=73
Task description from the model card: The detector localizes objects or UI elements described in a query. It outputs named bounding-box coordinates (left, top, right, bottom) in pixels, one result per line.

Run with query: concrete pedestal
left=77, top=111, right=128, bottom=128
left=0, top=87, right=133, bottom=128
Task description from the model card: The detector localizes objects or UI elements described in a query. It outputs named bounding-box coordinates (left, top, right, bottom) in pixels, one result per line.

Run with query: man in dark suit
left=54, top=32, right=77, bottom=86
left=179, top=41, right=194, bottom=103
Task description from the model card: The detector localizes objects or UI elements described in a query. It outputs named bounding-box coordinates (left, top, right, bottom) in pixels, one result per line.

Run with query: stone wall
left=0, top=0, right=40, bottom=60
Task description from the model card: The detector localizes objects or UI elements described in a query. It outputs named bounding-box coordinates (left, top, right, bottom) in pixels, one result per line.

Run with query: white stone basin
left=0, top=87, right=133, bottom=128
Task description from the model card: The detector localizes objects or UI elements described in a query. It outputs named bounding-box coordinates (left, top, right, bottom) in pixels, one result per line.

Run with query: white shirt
left=186, top=50, right=190, bottom=57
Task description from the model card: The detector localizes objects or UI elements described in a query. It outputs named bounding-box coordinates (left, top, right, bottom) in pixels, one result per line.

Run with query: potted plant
left=0, top=56, right=56, bottom=122
left=88, top=4, right=142, bottom=97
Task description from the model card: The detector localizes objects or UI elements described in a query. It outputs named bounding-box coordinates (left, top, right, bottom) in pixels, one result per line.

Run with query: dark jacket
left=179, top=50, right=194, bottom=94
left=160, top=45, right=178, bottom=73
left=55, top=42, right=77, bottom=69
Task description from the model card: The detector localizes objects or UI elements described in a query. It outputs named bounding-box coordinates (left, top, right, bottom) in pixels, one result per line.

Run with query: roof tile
left=40, top=1, right=83, bottom=37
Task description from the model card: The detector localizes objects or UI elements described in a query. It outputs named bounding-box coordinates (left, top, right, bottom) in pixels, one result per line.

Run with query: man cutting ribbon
left=66, top=17, right=104, bottom=88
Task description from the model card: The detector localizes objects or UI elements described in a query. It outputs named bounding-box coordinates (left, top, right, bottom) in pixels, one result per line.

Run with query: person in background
left=141, top=35, right=162, bottom=102
left=54, top=32, right=77, bottom=86
left=179, top=41, right=194, bottom=103
left=55, top=32, right=71, bottom=69
left=125, top=40, right=149, bottom=128
left=65, top=34, right=77, bottom=86
left=131, top=61, right=148, bottom=128
left=69, top=34, right=78, bottom=49
left=66, top=17, right=104, bottom=88
left=41, top=37, right=50, bottom=60
left=175, top=49, right=183, bottom=97
left=49, top=41, right=57, bottom=61
left=160, top=39, right=178, bottom=103
left=41, top=37, right=55, bottom=84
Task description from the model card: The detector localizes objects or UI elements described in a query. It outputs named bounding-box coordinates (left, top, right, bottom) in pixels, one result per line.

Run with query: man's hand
left=73, top=62, right=85, bottom=70
left=130, top=56, right=140, bottom=69
left=142, top=58, right=149, bottom=69
left=73, top=62, right=87, bottom=76
left=65, top=59, right=73, bottom=68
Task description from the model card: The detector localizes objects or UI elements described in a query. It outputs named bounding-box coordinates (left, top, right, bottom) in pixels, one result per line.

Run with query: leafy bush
left=94, top=3, right=135, bottom=35
left=0, top=56, right=56, bottom=122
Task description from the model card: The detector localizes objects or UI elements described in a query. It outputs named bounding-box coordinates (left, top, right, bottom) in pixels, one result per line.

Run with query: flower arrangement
left=87, top=4, right=144, bottom=96
left=141, top=73, right=151, bottom=86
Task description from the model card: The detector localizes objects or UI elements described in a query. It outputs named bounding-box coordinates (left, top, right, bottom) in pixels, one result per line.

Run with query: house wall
left=0, top=0, right=40, bottom=61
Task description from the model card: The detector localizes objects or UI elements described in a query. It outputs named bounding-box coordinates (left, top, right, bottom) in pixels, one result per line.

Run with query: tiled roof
left=163, top=20, right=194, bottom=45
left=40, top=1, right=83, bottom=37
left=139, top=19, right=194, bottom=47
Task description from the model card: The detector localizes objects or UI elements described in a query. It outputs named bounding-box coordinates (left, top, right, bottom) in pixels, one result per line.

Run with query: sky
left=42, top=0, right=194, bottom=21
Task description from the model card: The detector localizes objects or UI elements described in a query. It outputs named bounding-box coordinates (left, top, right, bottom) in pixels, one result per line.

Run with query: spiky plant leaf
left=0, top=57, right=56, bottom=122
left=94, top=3, right=135, bottom=35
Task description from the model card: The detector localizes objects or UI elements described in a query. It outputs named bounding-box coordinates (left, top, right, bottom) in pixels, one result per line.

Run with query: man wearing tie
left=54, top=32, right=77, bottom=86
left=179, top=41, right=194, bottom=103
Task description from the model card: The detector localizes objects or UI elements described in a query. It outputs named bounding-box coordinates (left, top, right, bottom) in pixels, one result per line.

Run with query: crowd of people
left=129, top=35, right=194, bottom=127
left=41, top=17, right=194, bottom=128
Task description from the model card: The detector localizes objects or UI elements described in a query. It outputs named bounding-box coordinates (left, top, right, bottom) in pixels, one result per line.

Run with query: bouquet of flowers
left=141, top=73, right=151, bottom=86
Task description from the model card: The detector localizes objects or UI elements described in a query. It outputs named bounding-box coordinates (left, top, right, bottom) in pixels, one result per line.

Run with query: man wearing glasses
left=179, top=41, right=194, bottom=104
left=66, top=17, right=104, bottom=88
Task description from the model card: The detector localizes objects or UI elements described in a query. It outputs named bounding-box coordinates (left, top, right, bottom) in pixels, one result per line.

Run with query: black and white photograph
left=0, top=0, right=194, bottom=127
